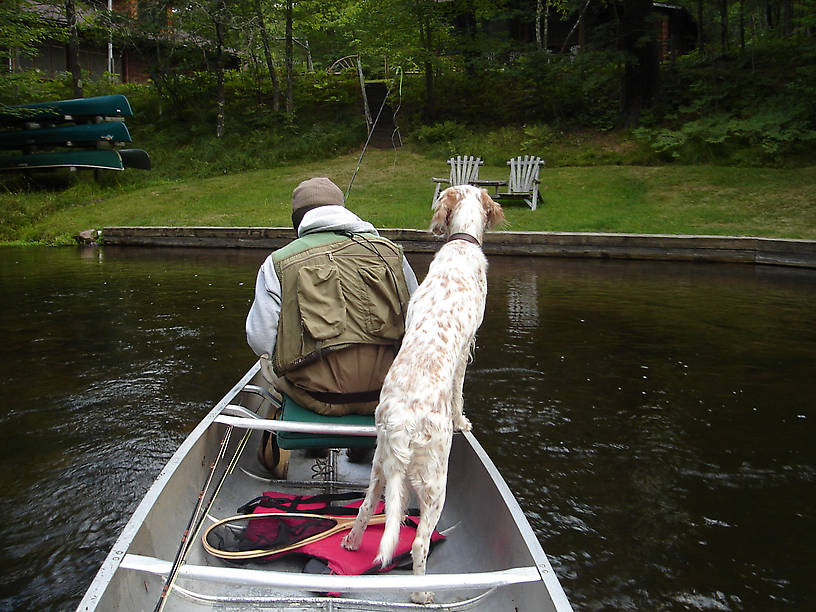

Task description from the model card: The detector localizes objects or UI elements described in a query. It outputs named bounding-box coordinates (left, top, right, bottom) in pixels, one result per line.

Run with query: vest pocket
left=358, top=264, right=404, bottom=339
left=297, top=265, right=346, bottom=340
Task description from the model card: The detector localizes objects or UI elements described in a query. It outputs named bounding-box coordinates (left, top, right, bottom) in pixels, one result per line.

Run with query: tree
left=214, top=0, right=228, bottom=138
left=65, top=0, right=83, bottom=97
left=328, top=0, right=454, bottom=119
left=285, top=0, right=293, bottom=114
left=254, top=0, right=281, bottom=111
left=163, top=0, right=238, bottom=136
left=621, top=0, right=659, bottom=127
left=0, top=1, right=67, bottom=69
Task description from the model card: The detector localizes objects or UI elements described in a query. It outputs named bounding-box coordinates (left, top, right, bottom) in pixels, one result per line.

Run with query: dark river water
left=1, top=246, right=814, bottom=611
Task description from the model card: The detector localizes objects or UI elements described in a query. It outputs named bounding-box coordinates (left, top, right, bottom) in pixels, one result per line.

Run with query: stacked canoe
left=0, top=94, right=150, bottom=172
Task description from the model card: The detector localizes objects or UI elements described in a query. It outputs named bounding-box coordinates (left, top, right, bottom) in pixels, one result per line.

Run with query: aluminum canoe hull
left=78, top=361, right=572, bottom=611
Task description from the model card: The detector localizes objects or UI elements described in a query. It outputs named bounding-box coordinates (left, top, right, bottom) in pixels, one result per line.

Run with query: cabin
left=6, top=1, right=240, bottom=83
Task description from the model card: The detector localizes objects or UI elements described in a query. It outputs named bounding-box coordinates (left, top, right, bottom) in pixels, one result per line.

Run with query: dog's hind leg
left=409, top=473, right=447, bottom=605
left=341, top=445, right=385, bottom=551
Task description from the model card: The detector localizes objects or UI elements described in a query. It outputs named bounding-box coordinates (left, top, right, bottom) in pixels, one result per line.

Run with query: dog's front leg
left=451, top=346, right=472, bottom=432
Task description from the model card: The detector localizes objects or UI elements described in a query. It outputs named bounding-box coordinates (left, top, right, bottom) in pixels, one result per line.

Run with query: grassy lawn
left=2, top=148, right=815, bottom=244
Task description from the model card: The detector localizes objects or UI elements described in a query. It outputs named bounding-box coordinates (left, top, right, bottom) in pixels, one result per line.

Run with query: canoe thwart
left=120, top=553, right=543, bottom=592
left=215, top=413, right=377, bottom=437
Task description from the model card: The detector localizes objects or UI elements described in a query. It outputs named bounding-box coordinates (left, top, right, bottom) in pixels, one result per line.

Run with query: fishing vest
left=271, top=231, right=411, bottom=413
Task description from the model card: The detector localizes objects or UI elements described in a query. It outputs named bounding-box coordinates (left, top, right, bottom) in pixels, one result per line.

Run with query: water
left=0, top=246, right=814, bottom=611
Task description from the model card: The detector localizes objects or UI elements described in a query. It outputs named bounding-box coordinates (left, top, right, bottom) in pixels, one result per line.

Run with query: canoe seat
left=277, top=394, right=376, bottom=451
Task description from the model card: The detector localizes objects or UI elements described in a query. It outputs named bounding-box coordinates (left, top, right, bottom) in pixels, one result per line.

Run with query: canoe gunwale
left=77, top=363, right=262, bottom=611
left=459, top=431, right=571, bottom=609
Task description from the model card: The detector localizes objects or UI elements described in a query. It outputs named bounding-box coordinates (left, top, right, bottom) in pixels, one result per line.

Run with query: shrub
left=0, top=70, right=72, bottom=105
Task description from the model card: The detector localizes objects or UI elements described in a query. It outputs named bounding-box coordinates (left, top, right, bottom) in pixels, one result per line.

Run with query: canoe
left=0, top=148, right=151, bottom=171
left=78, top=361, right=573, bottom=611
left=0, top=149, right=126, bottom=171
left=0, top=121, right=132, bottom=149
left=0, top=94, right=133, bottom=124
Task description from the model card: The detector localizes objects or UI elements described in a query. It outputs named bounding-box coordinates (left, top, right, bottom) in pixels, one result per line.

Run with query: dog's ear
left=430, top=189, right=456, bottom=237
left=480, top=189, right=505, bottom=229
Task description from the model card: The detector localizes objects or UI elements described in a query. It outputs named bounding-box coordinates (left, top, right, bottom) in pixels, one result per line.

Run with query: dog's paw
left=411, top=590, right=435, bottom=604
left=454, top=416, right=472, bottom=432
left=341, top=531, right=361, bottom=551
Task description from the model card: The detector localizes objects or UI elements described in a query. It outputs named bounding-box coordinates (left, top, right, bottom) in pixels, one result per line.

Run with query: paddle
left=203, top=512, right=387, bottom=560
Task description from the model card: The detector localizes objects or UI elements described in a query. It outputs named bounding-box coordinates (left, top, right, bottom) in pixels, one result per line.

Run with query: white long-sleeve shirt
left=246, top=205, right=419, bottom=357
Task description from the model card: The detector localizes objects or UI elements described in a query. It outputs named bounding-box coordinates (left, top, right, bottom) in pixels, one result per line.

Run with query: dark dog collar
left=448, top=232, right=481, bottom=246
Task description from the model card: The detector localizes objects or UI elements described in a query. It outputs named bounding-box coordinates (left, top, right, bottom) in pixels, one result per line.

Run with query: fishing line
left=345, top=72, right=399, bottom=202
left=390, top=66, right=404, bottom=153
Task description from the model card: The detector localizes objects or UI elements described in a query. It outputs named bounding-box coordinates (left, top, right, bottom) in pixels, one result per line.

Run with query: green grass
left=2, top=149, right=815, bottom=244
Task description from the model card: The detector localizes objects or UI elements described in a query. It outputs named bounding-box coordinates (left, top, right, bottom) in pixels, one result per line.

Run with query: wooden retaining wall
left=101, top=226, right=816, bottom=269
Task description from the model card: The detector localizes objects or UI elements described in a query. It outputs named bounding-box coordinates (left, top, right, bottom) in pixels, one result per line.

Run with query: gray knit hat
left=291, top=177, right=344, bottom=212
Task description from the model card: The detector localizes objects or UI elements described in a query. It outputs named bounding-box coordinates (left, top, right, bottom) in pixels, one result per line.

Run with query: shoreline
left=100, top=226, right=816, bottom=269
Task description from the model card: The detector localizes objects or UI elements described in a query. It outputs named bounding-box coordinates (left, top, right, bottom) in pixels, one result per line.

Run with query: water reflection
left=0, top=246, right=814, bottom=611
left=472, top=257, right=816, bottom=610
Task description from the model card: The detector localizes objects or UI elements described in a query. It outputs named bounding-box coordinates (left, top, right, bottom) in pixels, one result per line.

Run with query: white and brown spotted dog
left=341, top=185, right=504, bottom=604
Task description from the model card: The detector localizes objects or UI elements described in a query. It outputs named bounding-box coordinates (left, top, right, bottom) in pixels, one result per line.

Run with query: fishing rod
left=153, top=424, right=252, bottom=611
left=345, top=67, right=404, bottom=202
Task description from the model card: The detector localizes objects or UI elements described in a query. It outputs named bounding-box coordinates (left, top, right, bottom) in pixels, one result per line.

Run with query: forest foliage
left=1, top=0, right=815, bottom=170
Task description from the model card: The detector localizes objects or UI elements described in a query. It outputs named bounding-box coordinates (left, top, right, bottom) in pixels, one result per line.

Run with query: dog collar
left=448, top=232, right=481, bottom=246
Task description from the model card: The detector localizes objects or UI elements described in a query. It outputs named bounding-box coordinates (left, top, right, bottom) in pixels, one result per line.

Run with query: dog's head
left=430, top=185, right=505, bottom=239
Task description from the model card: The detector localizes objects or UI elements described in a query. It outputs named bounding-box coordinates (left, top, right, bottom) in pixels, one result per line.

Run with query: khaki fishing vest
left=271, top=231, right=411, bottom=415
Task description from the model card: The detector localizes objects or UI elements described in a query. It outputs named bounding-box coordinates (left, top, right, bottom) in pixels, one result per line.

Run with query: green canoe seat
left=276, top=394, right=376, bottom=451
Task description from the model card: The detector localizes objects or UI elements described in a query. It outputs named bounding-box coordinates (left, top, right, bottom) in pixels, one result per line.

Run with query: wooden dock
left=101, top=226, right=816, bottom=269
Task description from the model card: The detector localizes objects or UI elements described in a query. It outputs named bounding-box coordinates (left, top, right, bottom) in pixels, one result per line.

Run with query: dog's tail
left=373, top=433, right=411, bottom=568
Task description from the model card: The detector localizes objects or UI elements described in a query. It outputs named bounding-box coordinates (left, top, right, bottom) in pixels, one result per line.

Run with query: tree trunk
left=65, top=0, right=83, bottom=98
left=782, top=0, right=793, bottom=36
left=560, top=0, right=592, bottom=54
left=418, top=12, right=435, bottom=120
left=696, top=0, right=704, bottom=50
left=536, top=0, right=542, bottom=49
left=544, top=0, right=549, bottom=52
left=719, top=0, right=728, bottom=53
left=285, top=0, right=293, bottom=115
left=621, top=0, right=660, bottom=127
left=214, top=0, right=227, bottom=138
left=255, top=0, right=280, bottom=112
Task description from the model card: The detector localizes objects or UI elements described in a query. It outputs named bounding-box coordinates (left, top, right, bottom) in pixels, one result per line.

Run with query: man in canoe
left=246, top=177, right=418, bottom=421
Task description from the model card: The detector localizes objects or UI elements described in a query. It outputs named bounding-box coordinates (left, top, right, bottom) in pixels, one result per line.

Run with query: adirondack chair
left=494, top=156, right=545, bottom=210
left=430, top=155, right=483, bottom=205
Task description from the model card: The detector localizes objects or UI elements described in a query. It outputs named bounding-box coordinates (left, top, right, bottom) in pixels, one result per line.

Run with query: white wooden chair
left=430, top=155, right=483, bottom=205
left=495, top=156, right=545, bottom=210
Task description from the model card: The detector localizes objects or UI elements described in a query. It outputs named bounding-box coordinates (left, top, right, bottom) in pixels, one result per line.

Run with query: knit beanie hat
left=291, top=177, right=345, bottom=212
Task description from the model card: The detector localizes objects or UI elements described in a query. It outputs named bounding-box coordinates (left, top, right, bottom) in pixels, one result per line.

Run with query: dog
left=341, top=185, right=505, bottom=604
